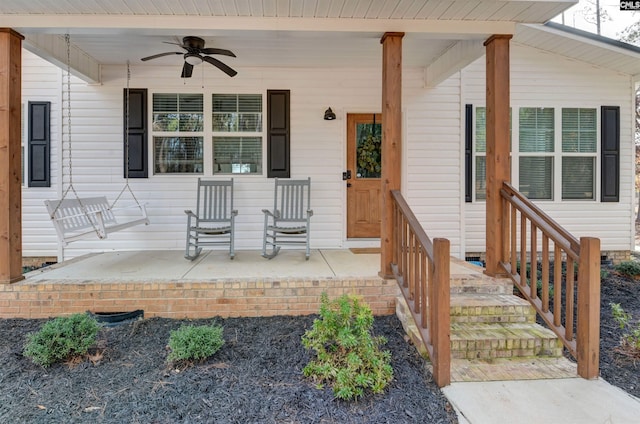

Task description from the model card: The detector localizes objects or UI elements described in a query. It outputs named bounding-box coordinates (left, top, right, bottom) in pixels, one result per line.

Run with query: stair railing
left=500, top=182, right=600, bottom=379
left=390, top=190, right=451, bottom=387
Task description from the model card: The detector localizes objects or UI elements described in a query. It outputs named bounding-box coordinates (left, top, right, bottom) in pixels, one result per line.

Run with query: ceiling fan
left=141, top=36, right=237, bottom=78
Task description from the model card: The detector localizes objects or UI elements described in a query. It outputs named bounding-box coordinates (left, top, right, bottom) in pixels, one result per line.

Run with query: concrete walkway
left=442, top=377, right=640, bottom=424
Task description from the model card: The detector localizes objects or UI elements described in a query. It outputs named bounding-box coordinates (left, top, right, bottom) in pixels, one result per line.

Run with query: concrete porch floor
left=24, top=249, right=384, bottom=281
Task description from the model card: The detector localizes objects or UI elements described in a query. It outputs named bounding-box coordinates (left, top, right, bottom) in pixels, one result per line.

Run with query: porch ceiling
left=0, top=0, right=576, bottom=83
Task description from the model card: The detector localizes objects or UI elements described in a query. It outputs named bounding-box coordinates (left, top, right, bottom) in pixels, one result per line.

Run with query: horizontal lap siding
left=405, top=73, right=462, bottom=256
left=464, top=45, right=634, bottom=253
left=21, top=51, right=62, bottom=256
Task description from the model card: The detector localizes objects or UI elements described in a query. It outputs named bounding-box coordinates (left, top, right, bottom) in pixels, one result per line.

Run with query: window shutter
left=267, top=89, right=290, bottom=178
left=465, top=104, right=472, bottom=202
left=601, top=106, right=620, bottom=202
left=124, top=88, right=148, bottom=178
left=28, top=101, right=51, bottom=187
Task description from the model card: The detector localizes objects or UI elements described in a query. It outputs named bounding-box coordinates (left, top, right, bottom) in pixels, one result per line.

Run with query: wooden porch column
left=380, top=32, right=404, bottom=278
left=0, top=29, right=24, bottom=284
left=484, top=34, right=511, bottom=277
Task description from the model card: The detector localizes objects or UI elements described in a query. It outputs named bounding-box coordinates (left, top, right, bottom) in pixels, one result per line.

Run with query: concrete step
left=450, top=294, right=536, bottom=324
left=450, top=260, right=513, bottom=294
left=450, top=322, right=564, bottom=360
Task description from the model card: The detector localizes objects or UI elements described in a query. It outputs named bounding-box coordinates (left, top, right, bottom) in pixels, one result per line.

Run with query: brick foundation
left=0, top=277, right=399, bottom=319
left=466, top=250, right=632, bottom=266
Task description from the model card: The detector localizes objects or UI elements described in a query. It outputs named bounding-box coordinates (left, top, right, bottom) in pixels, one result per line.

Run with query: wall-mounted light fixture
left=324, top=107, right=336, bottom=120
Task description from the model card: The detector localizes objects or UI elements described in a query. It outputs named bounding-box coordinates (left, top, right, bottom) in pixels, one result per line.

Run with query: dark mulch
left=0, top=314, right=457, bottom=423
left=599, top=266, right=640, bottom=398
left=3, top=265, right=640, bottom=423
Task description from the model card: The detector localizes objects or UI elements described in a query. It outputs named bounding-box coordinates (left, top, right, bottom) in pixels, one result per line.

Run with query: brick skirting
left=0, top=277, right=399, bottom=319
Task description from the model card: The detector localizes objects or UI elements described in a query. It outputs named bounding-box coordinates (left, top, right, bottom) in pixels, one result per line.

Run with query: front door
left=346, top=113, right=382, bottom=238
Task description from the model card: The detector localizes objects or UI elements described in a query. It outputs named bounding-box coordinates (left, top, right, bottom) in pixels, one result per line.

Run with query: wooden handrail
left=499, top=182, right=600, bottom=379
left=502, top=182, right=580, bottom=255
left=390, top=190, right=450, bottom=387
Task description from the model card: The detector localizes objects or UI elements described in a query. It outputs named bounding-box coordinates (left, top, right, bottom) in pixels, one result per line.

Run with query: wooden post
left=577, top=237, right=600, bottom=379
left=0, top=29, right=24, bottom=284
left=380, top=32, right=404, bottom=278
left=484, top=34, right=512, bottom=277
left=432, top=238, right=451, bottom=387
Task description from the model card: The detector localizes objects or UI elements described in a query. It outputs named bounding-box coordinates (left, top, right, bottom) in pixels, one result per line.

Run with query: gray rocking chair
left=185, top=178, right=237, bottom=260
left=262, top=177, right=313, bottom=260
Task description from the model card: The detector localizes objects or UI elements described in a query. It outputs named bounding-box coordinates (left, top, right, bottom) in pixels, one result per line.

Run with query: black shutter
left=465, top=104, right=472, bottom=202
left=124, top=88, right=148, bottom=178
left=601, top=105, right=620, bottom=202
left=267, top=89, right=290, bottom=178
left=28, top=101, right=51, bottom=187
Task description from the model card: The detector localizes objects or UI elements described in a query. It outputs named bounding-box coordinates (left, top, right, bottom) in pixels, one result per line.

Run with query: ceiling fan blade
left=181, top=62, right=194, bottom=78
left=202, top=56, right=238, bottom=77
left=141, top=51, right=182, bottom=61
left=200, top=48, right=236, bottom=57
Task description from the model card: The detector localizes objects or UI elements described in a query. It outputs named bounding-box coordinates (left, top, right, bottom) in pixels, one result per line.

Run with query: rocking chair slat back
left=198, top=179, right=234, bottom=222
left=275, top=178, right=310, bottom=222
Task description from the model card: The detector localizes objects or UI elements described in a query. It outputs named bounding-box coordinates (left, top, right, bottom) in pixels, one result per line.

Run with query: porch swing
left=45, top=34, right=150, bottom=246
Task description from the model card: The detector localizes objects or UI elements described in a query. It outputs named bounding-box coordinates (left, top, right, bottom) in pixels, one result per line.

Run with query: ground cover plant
left=23, top=313, right=100, bottom=368
left=166, top=323, right=225, bottom=366
left=301, top=293, right=393, bottom=400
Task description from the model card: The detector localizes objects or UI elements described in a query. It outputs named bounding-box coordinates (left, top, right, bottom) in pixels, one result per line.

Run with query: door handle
left=346, top=183, right=352, bottom=188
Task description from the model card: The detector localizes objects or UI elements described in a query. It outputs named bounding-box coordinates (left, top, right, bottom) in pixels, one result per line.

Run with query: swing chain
left=49, top=34, right=103, bottom=239
left=111, top=60, right=143, bottom=210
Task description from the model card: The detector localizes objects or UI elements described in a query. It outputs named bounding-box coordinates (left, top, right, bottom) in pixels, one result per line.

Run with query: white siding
left=463, top=44, right=635, bottom=254
left=21, top=51, right=62, bottom=256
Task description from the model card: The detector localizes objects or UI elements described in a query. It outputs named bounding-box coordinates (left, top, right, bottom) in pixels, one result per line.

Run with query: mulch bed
left=0, top=314, right=457, bottom=423
left=3, top=264, right=640, bottom=423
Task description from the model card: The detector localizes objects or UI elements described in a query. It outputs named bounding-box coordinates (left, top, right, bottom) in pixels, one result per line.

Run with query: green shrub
left=23, top=313, right=99, bottom=367
left=167, top=323, right=225, bottom=364
left=614, top=261, right=640, bottom=278
left=610, top=303, right=640, bottom=351
left=301, top=293, right=393, bottom=401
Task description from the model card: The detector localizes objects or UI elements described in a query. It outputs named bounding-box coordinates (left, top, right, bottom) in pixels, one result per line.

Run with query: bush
left=610, top=303, right=640, bottom=353
left=23, top=313, right=99, bottom=367
left=301, top=293, right=393, bottom=401
left=167, top=323, right=225, bottom=365
left=614, top=261, right=640, bottom=278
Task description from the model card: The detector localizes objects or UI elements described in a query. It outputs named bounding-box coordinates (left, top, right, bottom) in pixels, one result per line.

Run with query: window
left=473, top=106, right=599, bottom=202
left=561, top=108, right=596, bottom=200
left=518, top=107, right=554, bottom=200
left=152, top=93, right=204, bottom=174
left=212, top=94, right=262, bottom=175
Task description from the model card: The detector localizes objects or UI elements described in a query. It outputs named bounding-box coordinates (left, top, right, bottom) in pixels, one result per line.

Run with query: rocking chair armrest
left=262, top=209, right=279, bottom=218
left=231, top=209, right=238, bottom=216
left=307, top=209, right=314, bottom=217
left=184, top=210, right=198, bottom=218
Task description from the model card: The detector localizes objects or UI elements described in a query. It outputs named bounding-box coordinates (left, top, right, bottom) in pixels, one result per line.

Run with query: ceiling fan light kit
left=141, top=36, right=237, bottom=78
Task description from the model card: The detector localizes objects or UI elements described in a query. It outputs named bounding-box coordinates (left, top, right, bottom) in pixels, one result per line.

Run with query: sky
left=550, top=0, right=639, bottom=40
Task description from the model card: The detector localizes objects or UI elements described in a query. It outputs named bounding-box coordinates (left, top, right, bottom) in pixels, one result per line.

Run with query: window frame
left=149, top=91, right=267, bottom=177
left=473, top=105, right=600, bottom=202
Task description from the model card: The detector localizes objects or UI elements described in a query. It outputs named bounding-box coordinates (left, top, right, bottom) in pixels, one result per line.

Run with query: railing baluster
left=511, top=206, right=517, bottom=275
left=531, top=223, right=537, bottom=300
left=421, top=250, right=427, bottom=327
left=566, top=255, right=575, bottom=342
left=520, top=215, right=527, bottom=289
left=541, top=234, right=549, bottom=313
left=554, top=243, right=562, bottom=327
